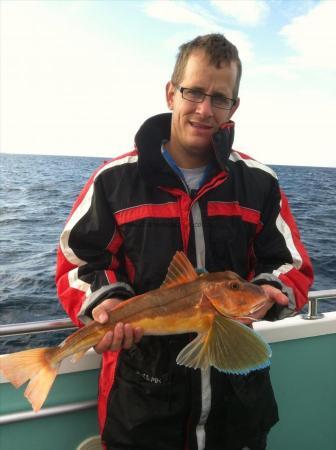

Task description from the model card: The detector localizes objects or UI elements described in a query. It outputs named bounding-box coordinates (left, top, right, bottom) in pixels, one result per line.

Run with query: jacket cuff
left=77, top=282, right=135, bottom=324
left=252, top=273, right=296, bottom=320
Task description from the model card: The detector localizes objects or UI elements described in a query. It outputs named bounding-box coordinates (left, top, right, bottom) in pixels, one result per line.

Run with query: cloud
left=280, top=0, right=336, bottom=71
left=3, top=1, right=333, bottom=167
left=247, top=64, right=299, bottom=81
left=211, top=0, right=269, bottom=26
left=143, top=0, right=218, bottom=29
left=143, top=1, right=255, bottom=63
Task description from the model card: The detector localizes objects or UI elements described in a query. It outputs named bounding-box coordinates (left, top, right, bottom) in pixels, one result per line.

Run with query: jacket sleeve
left=55, top=168, right=134, bottom=326
left=252, top=179, right=314, bottom=319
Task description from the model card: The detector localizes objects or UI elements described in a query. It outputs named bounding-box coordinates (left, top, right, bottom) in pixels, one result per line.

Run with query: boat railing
left=0, top=317, right=76, bottom=338
left=0, top=289, right=335, bottom=339
left=0, top=289, right=335, bottom=425
left=0, top=400, right=97, bottom=425
left=0, top=318, right=96, bottom=425
left=304, top=289, right=336, bottom=319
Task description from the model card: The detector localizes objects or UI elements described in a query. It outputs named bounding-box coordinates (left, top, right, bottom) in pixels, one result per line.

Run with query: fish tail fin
left=176, top=316, right=271, bottom=374
left=24, top=362, right=59, bottom=412
left=0, top=347, right=60, bottom=412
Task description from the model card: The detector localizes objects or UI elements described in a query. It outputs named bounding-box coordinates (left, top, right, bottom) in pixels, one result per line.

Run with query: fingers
left=273, top=291, right=289, bottom=306
left=94, top=322, right=144, bottom=354
left=94, top=330, right=114, bottom=354
left=261, top=285, right=289, bottom=306
left=92, top=298, right=143, bottom=354
left=134, top=327, right=144, bottom=343
left=122, top=324, right=134, bottom=349
left=108, top=322, right=126, bottom=350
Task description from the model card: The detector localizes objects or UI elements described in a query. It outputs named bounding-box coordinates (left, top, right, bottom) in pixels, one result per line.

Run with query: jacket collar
left=135, top=113, right=235, bottom=188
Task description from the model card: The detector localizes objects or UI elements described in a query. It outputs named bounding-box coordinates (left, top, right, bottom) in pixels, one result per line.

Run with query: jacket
left=56, top=113, right=313, bottom=450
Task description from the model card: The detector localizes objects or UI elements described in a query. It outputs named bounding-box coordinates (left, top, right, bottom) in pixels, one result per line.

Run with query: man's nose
left=195, top=96, right=214, bottom=117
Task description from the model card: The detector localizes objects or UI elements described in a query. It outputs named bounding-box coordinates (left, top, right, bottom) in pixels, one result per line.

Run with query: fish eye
left=229, top=281, right=240, bottom=291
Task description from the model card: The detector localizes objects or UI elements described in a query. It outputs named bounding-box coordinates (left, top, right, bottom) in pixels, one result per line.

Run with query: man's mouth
left=189, top=121, right=213, bottom=130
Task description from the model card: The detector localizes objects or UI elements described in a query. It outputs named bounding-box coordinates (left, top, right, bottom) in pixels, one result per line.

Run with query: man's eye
left=186, top=89, right=203, bottom=99
left=213, top=95, right=229, bottom=105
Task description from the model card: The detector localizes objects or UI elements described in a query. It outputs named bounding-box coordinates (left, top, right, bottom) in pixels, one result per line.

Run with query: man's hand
left=92, top=298, right=144, bottom=354
left=241, top=284, right=289, bottom=325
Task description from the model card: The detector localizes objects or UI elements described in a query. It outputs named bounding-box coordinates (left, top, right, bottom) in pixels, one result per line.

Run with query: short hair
left=171, top=33, right=242, bottom=99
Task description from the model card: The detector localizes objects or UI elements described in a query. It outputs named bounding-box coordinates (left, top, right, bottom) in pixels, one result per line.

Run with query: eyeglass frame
left=177, top=86, right=237, bottom=110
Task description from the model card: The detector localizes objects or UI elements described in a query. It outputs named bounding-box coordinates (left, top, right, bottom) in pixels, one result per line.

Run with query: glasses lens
left=213, top=96, right=234, bottom=110
left=183, top=89, right=204, bottom=103
left=181, top=87, right=234, bottom=109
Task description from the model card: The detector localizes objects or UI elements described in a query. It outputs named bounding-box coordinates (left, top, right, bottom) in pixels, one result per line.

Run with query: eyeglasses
left=178, top=86, right=236, bottom=110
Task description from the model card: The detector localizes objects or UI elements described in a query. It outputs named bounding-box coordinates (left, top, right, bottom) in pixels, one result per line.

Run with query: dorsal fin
left=161, top=251, right=198, bottom=289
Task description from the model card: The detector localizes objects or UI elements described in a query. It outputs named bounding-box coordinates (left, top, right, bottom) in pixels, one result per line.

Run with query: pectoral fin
left=176, top=316, right=271, bottom=375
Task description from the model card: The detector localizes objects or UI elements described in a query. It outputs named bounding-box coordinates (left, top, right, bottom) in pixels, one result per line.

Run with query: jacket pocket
left=103, top=336, right=190, bottom=450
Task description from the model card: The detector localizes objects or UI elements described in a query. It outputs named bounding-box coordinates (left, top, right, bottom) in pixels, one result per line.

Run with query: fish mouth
left=225, top=301, right=267, bottom=322
left=237, top=301, right=267, bottom=322
left=249, top=301, right=267, bottom=314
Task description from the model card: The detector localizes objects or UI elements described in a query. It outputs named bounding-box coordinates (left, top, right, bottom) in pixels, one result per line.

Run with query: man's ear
left=229, top=97, right=240, bottom=119
left=166, top=81, right=175, bottom=110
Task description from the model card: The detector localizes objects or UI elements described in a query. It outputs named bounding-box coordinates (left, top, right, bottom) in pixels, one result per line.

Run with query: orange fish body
left=0, top=252, right=271, bottom=412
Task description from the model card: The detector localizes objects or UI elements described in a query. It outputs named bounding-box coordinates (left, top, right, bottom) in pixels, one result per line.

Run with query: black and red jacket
left=56, top=113, right=313, bottom=450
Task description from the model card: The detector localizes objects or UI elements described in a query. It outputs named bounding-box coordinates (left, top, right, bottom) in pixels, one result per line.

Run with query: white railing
left=0, top=289, right=335, bottom=339
left=0, top=400, right=97, bottom=425
left=0, top=290, right=334, bottom=345
left=0, top=317, right=75, bottom=337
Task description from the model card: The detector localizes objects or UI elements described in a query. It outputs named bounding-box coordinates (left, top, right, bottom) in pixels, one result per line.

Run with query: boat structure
left=0, top=290, right=335, bottom=450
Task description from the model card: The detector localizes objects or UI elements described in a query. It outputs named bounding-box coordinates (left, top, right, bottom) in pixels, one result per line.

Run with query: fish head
left=202, top=271, right=267, bottom=319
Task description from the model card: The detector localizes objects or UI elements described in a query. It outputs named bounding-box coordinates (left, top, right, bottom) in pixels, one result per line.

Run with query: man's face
left=166, top=50, right=240, bottom=168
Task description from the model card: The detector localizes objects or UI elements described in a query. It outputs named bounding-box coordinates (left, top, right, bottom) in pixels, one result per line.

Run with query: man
left=56, top=34, right=313, bottom=450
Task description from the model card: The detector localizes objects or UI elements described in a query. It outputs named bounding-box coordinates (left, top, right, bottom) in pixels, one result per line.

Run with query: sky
left=1, top=0, right=335, bottom=167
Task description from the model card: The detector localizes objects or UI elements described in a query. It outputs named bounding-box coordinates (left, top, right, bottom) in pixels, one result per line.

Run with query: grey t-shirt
left=178, top=166, right=207, bottom=191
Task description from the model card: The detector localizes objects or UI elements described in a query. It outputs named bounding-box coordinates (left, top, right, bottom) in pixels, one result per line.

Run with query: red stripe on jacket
left=98, top=352, right=120, bottom=441
left=207, top=201, right=262, bottom=227
left=114, top=202, right=180, bottom=226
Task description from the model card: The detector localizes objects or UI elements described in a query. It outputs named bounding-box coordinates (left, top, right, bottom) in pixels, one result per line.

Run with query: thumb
left=92, top=306, right=109, bottom=323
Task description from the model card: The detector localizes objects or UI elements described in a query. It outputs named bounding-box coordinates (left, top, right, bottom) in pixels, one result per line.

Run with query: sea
left=0, top=153, right=335, bottom=352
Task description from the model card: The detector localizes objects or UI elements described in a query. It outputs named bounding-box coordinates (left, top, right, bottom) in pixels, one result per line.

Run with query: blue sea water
left=0, top=153, right=335, bottom=350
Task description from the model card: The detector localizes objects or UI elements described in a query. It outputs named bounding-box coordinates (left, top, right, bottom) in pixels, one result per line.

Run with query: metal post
left=302, top=297, right=324, bottom=320
left=301, top=289, right=336, bottom=320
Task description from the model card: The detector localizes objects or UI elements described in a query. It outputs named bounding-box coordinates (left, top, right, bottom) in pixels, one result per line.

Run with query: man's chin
left=183, top=145, right=213, bottom=165
left=185, top=140, right=213, bottom=156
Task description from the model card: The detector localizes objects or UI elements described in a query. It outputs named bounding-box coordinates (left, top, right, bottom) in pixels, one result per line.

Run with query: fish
left=0, top=251, right=271, bottom=413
